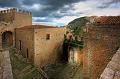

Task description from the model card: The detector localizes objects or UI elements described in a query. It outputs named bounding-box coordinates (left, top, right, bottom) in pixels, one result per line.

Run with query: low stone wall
left=0, top=50, right=13, bottom=79
left=100, top=48, right=120, bottom=79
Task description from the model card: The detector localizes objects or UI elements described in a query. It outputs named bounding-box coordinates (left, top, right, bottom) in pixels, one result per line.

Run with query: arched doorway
left=2, top=31, right=13, bottom=48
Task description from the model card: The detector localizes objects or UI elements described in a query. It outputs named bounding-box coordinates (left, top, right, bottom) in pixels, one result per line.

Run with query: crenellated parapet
left=0, top=8, right=32, bottom=15
left=0, top=8, right=32, bottom=24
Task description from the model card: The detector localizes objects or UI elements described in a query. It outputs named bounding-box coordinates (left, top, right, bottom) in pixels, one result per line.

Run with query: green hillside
left=67, top=17, right=88, bottom=36
left=65, top=17, right=88, bottom=49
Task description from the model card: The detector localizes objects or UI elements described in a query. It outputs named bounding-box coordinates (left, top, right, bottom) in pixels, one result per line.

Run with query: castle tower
left=0, top=8, right=32, bottom=49
left=83, top=16, right=120, bottom=79
left=0, top=8, right=32, bottom=27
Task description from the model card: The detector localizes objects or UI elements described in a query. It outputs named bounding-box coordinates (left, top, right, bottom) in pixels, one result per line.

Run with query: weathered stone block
left=100, top=68, right=115, bottom=79
left=114, top=71, right=120, bottom=79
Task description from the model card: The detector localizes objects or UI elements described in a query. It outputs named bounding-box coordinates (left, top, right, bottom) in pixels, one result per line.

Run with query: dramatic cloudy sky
left=0, top=0, right=120, bottom=26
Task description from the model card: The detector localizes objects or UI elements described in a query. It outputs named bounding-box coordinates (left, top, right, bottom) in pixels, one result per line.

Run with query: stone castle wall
left=15, top=27, right=66, bottom=68
left=15, top=28, right=34, bottom=62
left=0, top=8, right=32, bottom=26
left=83, top=24, right=120, bottom=79
left=14, top=11, right=32, bottom=27
left=0, top=11, right=14, bottom=23
left=0, top=8, right=32, bottom=49
left=34, top=27, right=66, bottom=67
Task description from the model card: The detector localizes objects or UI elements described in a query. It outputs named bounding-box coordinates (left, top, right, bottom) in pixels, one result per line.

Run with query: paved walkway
left=0, top=50, right=13, bottom=79
left=45, top=63, right=83, bottom=79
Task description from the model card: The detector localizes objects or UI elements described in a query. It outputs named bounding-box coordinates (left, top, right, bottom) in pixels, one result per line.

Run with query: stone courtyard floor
left=45, top=63, right=83, bottom=79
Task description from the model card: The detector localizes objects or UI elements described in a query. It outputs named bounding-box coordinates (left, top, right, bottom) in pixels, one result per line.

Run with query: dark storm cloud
left=0, top=0, right=85, bottom=17
left=22, top=0, right=85, bottom=17
left=0, top=0, right=20, bottom=7
left=0, top=0, right=120, bottom=26
left=22, top=0, right=83, bottom=9
left=0, top=0, right=86, bottom=22
left=97, top=0, right=120, bottom=9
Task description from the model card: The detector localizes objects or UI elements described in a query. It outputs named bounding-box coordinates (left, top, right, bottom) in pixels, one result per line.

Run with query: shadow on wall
left=61, top=40, right=83, bottom=65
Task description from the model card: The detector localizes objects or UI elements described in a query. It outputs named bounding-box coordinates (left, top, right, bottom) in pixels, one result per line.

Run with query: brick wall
left=83, top=24, right=120, bottom=79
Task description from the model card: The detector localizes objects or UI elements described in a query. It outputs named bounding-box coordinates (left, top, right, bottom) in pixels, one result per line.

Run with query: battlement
left=0, top=8, right=32, bottom=25
left=0, top=8, right=32, bottom=15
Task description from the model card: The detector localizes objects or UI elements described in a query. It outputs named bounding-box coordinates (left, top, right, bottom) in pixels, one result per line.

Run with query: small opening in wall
left=97, top=21, right=101, bottom=23
left=19, top=40, right=21, bottom=50
left=46, top=34, right=50, bottom=40
left=26, top=48, right=29, bottom=58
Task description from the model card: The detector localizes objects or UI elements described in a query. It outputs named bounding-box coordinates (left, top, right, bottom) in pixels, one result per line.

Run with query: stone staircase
left=17, top=65, right=34, bottom=78
left=9, top=47, right=48, bottom=79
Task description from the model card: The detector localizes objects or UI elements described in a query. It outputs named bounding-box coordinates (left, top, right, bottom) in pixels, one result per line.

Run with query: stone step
left=20, top=65, right=33, bottom=73
left=37, top=67, right=49, bottom=79
left=17, top=65, right=33, bottom=77
left=18, top=68, right=36, bottom=79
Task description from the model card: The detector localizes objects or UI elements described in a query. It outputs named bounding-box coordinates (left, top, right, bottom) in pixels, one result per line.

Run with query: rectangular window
left=46, top=34, right=50, bottom=40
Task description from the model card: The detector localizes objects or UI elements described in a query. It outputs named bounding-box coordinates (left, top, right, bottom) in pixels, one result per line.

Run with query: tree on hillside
left=67, top=17, right=88, bottom=38
left=65, top=17, right=88, bottom=49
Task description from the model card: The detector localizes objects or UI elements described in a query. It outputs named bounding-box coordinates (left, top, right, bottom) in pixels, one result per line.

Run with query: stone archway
left=2, top=31, right=13, bottom=48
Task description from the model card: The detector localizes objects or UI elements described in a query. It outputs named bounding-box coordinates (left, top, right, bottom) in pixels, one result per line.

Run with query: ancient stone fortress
left=0, top=8, right=66, bottom=79
left=0, top=8, right=32, bottom=49
left=83, top=16, right=120, bottom=79
left=1, top=8, right=120, bottom=79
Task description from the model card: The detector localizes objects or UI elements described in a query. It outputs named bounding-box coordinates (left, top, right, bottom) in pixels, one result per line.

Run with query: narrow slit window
left=19, top=40, right=21, bottom=50
left=26, top=48, right=29, bottom=58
